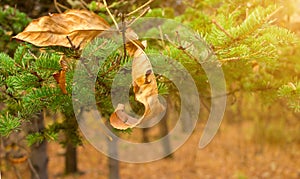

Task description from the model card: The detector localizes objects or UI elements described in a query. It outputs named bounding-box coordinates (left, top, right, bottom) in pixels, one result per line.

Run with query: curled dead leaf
left=110, top=41, right=165, bottom=130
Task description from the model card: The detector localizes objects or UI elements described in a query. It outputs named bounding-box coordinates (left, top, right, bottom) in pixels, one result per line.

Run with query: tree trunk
left=181, top=94, right=194, bottom=133
left=142, top=128, right=150, bottom=142
left=63, top=115, right=79, bottom=175
left=108, top=156, right=120, bottom=179
left=159, top=96, right=174, bottom=158
left=29, top=112, right=48, bottom=179
left=159, top=115, right=173, bottom=158
left=106, top=121, right=120, bottom=179
left=64, top=142, right=78, bottom=174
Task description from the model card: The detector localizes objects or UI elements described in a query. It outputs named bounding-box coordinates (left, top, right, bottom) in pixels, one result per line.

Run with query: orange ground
left=2, top=120, right=299, bottom=179
left=45, top=121, right=300, bottom=179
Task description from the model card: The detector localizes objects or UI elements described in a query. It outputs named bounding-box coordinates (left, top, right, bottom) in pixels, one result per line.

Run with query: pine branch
left=211, top=19, right=234, bottom=40
left=0, top=113, right=21, bottom=136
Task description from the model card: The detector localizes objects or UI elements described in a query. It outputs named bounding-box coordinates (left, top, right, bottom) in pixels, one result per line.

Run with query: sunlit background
left=0, top=0, right=300, bottom=178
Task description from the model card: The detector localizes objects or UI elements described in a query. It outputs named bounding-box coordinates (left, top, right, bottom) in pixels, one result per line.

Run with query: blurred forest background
left=0, top=0, right=300, bottom=179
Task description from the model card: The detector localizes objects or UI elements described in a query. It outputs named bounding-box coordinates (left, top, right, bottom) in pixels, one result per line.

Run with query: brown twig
left=121, top=13, right=127, bottom=61
left=57, top=3, right=70, bottom=11
left=79, top=0, right=89, bottom=9
left=164, top=34, right=199, bottom=64
left=103, top=0, right=119, bottom=30
left=211, top=19, right=234, bottom=40
left=158, top=26, right=165, bottom=47
left=80, top=57, right=95, bottom=79
left=30, top=71, right=44, bottom=83
left=205, top=88, right=240, bottom=99
left=235, top=6, right=283, bottom=41
left=100, top=55, right=122, bottom=77
left=12, top=164, right=22, bottom=179
left=219, top=56, right=241, bottom=62
left=87, top=40, right=108, bottom=57
left=27, top=158, right=41, bottom=179
left=203, top=86, right=276, bottom=100
left=200, top=97, right=210, bottom=113
left=265, top=6, right=283, bottom=22
left=54, top=0, right=62, bottom=13
left=218, top=50, right=261, bottom=63
left=246, top=8, right=249, bottom=18
left=127, top=6, right=150, bottom=27
left=126, top=0, right=154, bottom=17
left=27, top=49, right=38, bottom=60
left=66, top=36, right=75, bottom=49
left=1, top=85, right=17, bottom=101
left=8, top=50, right=44, bottom=83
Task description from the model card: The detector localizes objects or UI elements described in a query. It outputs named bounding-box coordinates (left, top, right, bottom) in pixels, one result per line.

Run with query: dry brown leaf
left=53, top=70, right=67, bottom=94
left=125, top=39, right=145, bottom=57
left=110, top=41, right=165, bottom=130
left=13, top=9, right=110, bottom=49
left=14, top=9, right=164, bottom=128
left=53, top=56, right=68, bottom=94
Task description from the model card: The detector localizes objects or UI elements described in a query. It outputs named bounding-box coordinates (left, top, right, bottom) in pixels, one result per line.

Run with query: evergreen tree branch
left=164, top=34, right=199, bottom=64
left=30, top=71, right=43, bottom=83
left=1, top=84, right=18, bottom=101
left=212, top=19, right=234, bottom=40
left=99, top=55, right=122, bottom=77
left=218, top=50, right=261, bottom=63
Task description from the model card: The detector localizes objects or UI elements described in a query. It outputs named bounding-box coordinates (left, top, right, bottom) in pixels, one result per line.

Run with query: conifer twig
left=126, top=0, right=154, bottom=17
left=100, top=55, right=122, bottom=77
left=211, top=19, right=234, bottom=39
left=219, top=51, right=261, bottom=63
left=127, top=6, right=150, bottom=27
left=66, top=36, right=76, bottom=49
left=158, top=26, right=165, bottom=47
left=27, top=49, right=38, bottom=60
left=219, top=56, right=241, bottom=62
left=87, top=40, right=108, bottom=57
left=54, top=0, right=70, bottom=13
left=164, top=34, right=198, bottom=64
left=54, top=0, right=62, bottom=13
left=31, top=71, right=44, bottom=82
left=79, top=0, right=89, bottom=9
left=265, top=6, right=283, bottom=22
left=200, top=97, right=210, bottom=113
left=103, top=0, right=119, bottom=30
left=120, top=13, right=127, bottom=61
left=1, top=85, right=17, bottom=101
left=246, top=8, right=249, bottom=18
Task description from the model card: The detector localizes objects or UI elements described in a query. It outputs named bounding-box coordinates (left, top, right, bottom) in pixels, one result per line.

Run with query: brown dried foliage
left=14, top=9, right=110, bottom=49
